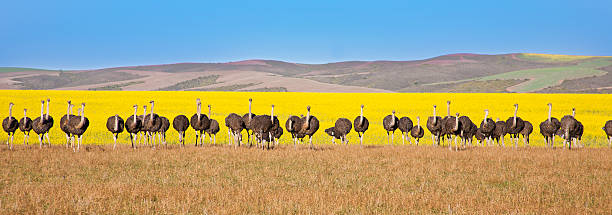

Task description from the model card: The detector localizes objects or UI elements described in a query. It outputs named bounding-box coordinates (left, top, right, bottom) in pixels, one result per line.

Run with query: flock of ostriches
left=3, top=98, right=612, bottom=151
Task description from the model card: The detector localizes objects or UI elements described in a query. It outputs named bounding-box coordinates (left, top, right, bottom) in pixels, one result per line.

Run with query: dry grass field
left=1, top=145, right=611, bottom=214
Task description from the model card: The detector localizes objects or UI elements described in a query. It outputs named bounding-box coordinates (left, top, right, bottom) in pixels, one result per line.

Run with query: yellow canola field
left=1, top=90, right=610, bottom=147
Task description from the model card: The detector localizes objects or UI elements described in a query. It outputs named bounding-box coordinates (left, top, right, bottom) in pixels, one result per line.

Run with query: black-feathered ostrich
left=298, top=106, right=319, bottom=149
left=3, top=102, right=18, bottom=150
left=251, top=105, right=274, bottom=150
left=68, top=103, right=89, bottom=152
left=172, top=114, right=189, bottom=147
left=520, top=121, right=533, bottom=147
left=353, top=104, right=369, bottom=147
left=285, top=115, right=302, bottom=148
left=440, top=101, right=455, bottom=147
left=242, top=98, right=256, bottom=146
left=125, top=105, right=142, bottom=149
left=571, top=108, right=584, bottom=148
left=325, top=118, right=351, bottom=144
left=559, top=108, right=580, bottom=149
left=427, top=105, right=442, bottom=146
left=190, top=99, right=210, bottom=147
left=59, top=101, right=75, bottom=147
left=205, top=105, right=220, bottom=145
left=137, top=105, right=147, bottom=147
left=479, top=109, right=496, bottom=146
left=144, top=101, right=163, bottom=149
left=458, top=115, right=475, bottom=147
left=442, top=113, right=461, bottom=151
left=505, top=104, right=525, bottom=149
left=410, top=116, right=425, bottom=145
left=474, top=127, right=486, bottom=146
left=106, top=114, right=124, bottom=150
left=159, top=116, right=170, bottom=147
left=398, top=116, right=413, bottom=145
left=539, top=103, right=561, bottom=148
left=603, top=120, right=612, bottom=147
left=382, top=110, right=399, bottom=145
left=225, top=113, right=244, bottom=148
left=19, top=108, right=33, bottom=147
left=270, top=115, right=283, bottom=147
left=492, top=118, right=506, bottom=147
left=32, top=99, right=54, bottom=148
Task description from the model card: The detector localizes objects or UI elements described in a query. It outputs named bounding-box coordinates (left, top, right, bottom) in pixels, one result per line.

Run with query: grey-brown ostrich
left=19, top=108, right=33, bottom=147
left=559, top=108, right=579, bottom=149
left=270, top=116, right=282, bottom=147
left=3, top=102, right=18, bottom=150
left=137, top=105, right=147, bottom=146
left=333, top=118, right=352, bottom=144
left=492, top=118, right=506, bottom=147
left=572, top=108, right=584, bottom=147
left=458, top=115, right=475, bottom=147
left=59, top=101, right=75, bottom=147
left=505, top=104, right=525, bottom=149
left=43, top=98, right=54, bottom=146
left=205, top=105, right=220, bottom=145
left=324, top=127, right=342, bottom=144
left=442, top=112, right=461, bottom=151
left=225, top=113, right=244, bottom=147
left=126, top=105, right=142, bottom=149
left=479, top=109, right=496, bottom=146
left=603, top=120, right=612, bottom=147
left=190, top=99, right=210, bottom=147
left=159, top=116, right=170, bottom=147
left=382, top=110, right=399, bottom=145
left=33, top=100, right=53, bottom=148
left=474, top=127, right=486, bottom=146
left=410, top=116, right=425, bottom=145
left=298, top=106, right=319, bottom=149
left=286, top=115, right=302, bottom=148
left=242, top=98, right=256, bottom=146
left=398, top=116, right=413, bottom=145
left=353, top=104, right=369, bottom=147
left=68, top=103, right=89, bottom=152
left=520, top=121, right=533, bottom=147
left=144, top=101, right=162, bottom=149
left=427, top=105, right=442, bottom=146
left=539, top=103, right=561, bottom=148
left=251, top=105, right=274, bottom=149
left=172, top=114, right=189, bottom=147
left=440, top=101, right=455, bottom=147
left=106, top=114, right=124, bottom=150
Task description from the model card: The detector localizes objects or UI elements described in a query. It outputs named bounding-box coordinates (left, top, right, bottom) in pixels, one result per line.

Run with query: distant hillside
left=1, top=53, right=610, bottom=93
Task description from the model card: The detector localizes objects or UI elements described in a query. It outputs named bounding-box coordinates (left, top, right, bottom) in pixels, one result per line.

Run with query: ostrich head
left=572, top=108, right=576, bottom=117
left=248, top=98, right=253, bottom=119
left=132, top=105, right=138, bottom=120
left=23, top=108, right=27, bottom=117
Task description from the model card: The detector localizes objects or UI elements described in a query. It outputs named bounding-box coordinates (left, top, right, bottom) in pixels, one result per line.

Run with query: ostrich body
left=59, top=101, right=75, bottom=147
left=137, top=105, right=148, bottom=146
left=382, top=110, right=399, bottom=145
left=32, top=99, right=54, bottom=148
left=251, top=105, right=274, bottom=149
left=559, top=108, right=579, bottom=149
left=492, top=118, right=506, bottom=147
left=479, top=109, right=496, bottom=146
left=143, top=101, right=162, bottom=148
left=225, top=113, right=244, bottom=147
left=19, top=108, right=33, bottom=146
left=410, top=116, right=425, bottom=145
left=3, top=103, right=18, bottom=150
left=331, top=118, right=352, bottom=144
left=242, top=98, right=256, bottom=146
left=398, top=116, right=413, bottom=145
left=285, top=115, right=303, bottom=147
left=125, top=105, right=143, bottom=148
left=440, top=101, right=456, bottom=146
left=572, top=109, right=584, bottom=148
left=298, top=106, right=319, bottom=149
left=458, top=115, right=475, bottom=147
left=43, top=98, right=54, bottom=145
left=427, top=105, right=442, bottom=146
left=442, top=112, right=461, bottom=151
left=520, top=121, right=533, bottom=147
left=190, top=99, right=210, bottom=147
left=68, top=103, right=89, bottom=152
left=172, top=114, right=189, bottom=146
left=353, top=105, right=369, bottom=147
left=106, top=114, right=124, bottom=150
left=505, top=104, right=525, bottom=149
left=205, top=105, right=220, bottom=145
left=159, top=116, right=170, bottom=146
left=324, top=127, right=343, bottom=144
left=474, top=127, right=486, bottom=145
left=539, top=103, right=561, bottom=148
left=603, top=120, right=612, bottom=147
left=270, top=116, right=283, bottom=147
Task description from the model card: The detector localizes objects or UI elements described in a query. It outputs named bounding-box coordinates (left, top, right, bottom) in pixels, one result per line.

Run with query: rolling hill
left=1, top=53, right=610, bottom=93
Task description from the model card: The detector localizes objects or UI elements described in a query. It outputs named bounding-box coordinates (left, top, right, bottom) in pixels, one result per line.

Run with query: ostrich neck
left=484, top=111, right=488, bottom=125
left=548, top=105, right=552, bottom=122
left=433, top=107, right=437, bottom=124
left=142, top=108, right=147, bottom=119
left=359, top=107, right=364, bottom=125
left=454, top=116, right=459, bottom=130
left=513, top=107, right=517, bottom=126
left=8, top=105, right=12, bottom=118
left=197, top=104, right=201, bottom=120
left=390, top=113, right=395, bottom=126
left=270, top=107, right=274, bottom=121
left=45, top=101, right=49, bottom=119
left=208, top=106, right=211, bottom=117
left=248, top=101, right=252, bottom=119
left=23, top=109, right=27, bottom=118
left=447, top=104, right=450, bottom=117
left=65, top=104, right=69, bottom=120
left=150, top=103, right=154, bottom=120
left=417, top=118, right=420, bottom=128
left=133, top=108, right=137, bottom=121
left=572, top=110, right=575, bottom=117
left=289, top=118, right=293, bottom=128
left=78, top=107, right=85, bottom=128
left=114, top=116, right=118, bottom=131
left=306, top=110, right=310, bottom=124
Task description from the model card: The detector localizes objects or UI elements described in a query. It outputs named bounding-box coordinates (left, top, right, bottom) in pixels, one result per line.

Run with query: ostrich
left=144, top=101, right=162, bottom=149
left=324, top=127, right=342, bottom=144
left=3, top=102, right=18, bottom=150
left=285, top=115, right=302, bottom=148
left=479, top=109, right=496, bottom=146
left=251, top=105, right=274, bottom=149
left=205, top=105, right=220, bottom=145
left=458, top=115, right=475, bottom=147
left=398, top=116, right=413, bottom=145
left=353, top=104, right=369, bottom=147
left=559, top=108, right=579, bottom=149
left=137, top=105, right=148, bottom=146
left=474, top=127, right=486, bottom=146
left=242, top=98, right=257, bottom=146
left=270, top=115, right=283, bottom=147
left=59, top=101, right=75, bottom=147
left=410, top=116, right=425, bottom=145
left=442, top=113, right=461, bottom=151
left=106, top=114, right=124, bottom=150
left=190, top=99, right=210, bottom=147
left=19, top=108, right=33, bottom=147
left=225, top=113, right=244, bottom=147
left=32, top=100, right=53, bottom=148
left=332, top=118, right=352, bottom=144
left=572, top=108, right=584, bottom=148
left=68, top=103, right=89, bottom=152
left=298, top=106, right=319, bottom=149
left=603, top=120, right=612, bottom=147
left=159, top=116, right=170, bottom=147
left=382, top=110, right=399, bottom=145
left=42, top=98, right=54, bottom=146
left=492, top=118, right=506, bottom=147
left=125, top=105, right=142, bottom=149
left=440, top=101, right=454, bottom=146
left=505, top=104, right=525, bottom=149
left=172, top=114, right=189, bottom=147
left=427, top=105, right=442, bottom=146
left=520, top=121, right=533, bottom=147
left=539, top=103, right=561, bottom=148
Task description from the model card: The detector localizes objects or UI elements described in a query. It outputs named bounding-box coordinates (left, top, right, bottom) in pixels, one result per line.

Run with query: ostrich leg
left=360, top=133, right=364, bottom=147
left=45, top=133, right=50, bottom=146
left=391, top=132, right=394, bottom=146
left=402, top=133, right=405, bottom=145
left=9, top=133, right=13, bottom=150
left=113, top=134, right=118, bottom=150
left=38, top=134, right=42, bottom=149
left=608, top=136, right=611, bottom=148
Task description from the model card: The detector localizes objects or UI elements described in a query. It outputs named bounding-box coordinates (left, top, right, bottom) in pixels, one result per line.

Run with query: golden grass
left=1, top=145, right=611, bottom=213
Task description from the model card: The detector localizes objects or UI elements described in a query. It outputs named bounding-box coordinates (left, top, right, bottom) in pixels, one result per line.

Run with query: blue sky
left=1, top=0, right=611, bottom=69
